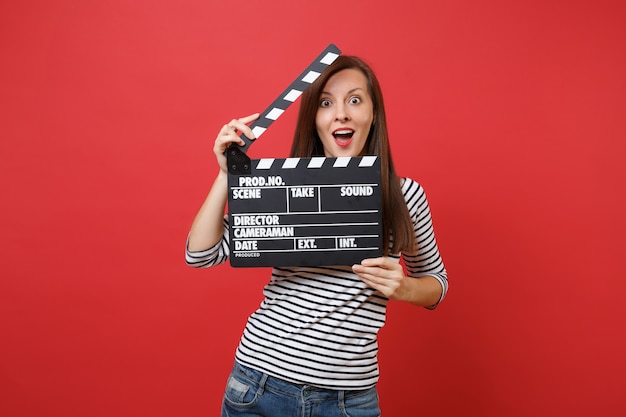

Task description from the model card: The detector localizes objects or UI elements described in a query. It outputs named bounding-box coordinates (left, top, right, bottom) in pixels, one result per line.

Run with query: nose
left=335, top=102, right=350, bottom=122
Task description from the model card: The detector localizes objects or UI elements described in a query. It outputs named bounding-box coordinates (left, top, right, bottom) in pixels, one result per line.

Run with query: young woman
left=186, top=55, right=448, bottom=417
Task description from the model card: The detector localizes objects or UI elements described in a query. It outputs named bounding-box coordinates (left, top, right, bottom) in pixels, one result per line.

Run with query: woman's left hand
left=352, top=257, right=411, bottom=301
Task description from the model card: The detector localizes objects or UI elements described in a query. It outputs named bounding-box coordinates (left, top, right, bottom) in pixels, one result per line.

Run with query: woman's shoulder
left=399, top=177, right=428, bottom=214
left=400, top=177, right=423, bottom=195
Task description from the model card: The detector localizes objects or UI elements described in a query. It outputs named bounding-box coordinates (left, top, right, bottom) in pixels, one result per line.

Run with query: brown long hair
left=290, top=55, right=415, bottom=255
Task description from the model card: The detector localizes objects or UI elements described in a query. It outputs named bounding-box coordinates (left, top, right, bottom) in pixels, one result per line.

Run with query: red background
left=1, top=1, right=625, bottom=416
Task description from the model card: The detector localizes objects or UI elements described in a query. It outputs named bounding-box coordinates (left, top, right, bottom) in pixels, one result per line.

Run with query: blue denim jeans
left=222, top=361, right=381, bottom=417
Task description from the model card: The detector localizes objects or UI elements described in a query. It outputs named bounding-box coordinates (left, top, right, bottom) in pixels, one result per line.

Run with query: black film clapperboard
left=227, top=155, right=383, bottom=267
left=225, top=44, right=383, bottom=267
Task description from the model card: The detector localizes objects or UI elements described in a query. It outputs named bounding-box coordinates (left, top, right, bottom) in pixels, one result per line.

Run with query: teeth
left=334, top=129, right=353, bottom=135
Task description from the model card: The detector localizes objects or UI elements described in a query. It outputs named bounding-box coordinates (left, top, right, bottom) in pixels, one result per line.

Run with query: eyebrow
left=321, top=87, right=366, bottom=96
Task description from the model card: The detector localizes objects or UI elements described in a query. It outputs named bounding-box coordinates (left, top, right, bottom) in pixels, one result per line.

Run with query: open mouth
left=332, top=128, right=354, bottom=146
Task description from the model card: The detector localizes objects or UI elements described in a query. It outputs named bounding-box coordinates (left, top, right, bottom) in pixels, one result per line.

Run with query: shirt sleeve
left=185, top=215, right=230, bottom=268
left=401, top=178, right=448, bottom=309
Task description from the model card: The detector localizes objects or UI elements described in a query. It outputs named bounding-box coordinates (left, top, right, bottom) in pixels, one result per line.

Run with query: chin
left=335, top=150, right=359, bottom=158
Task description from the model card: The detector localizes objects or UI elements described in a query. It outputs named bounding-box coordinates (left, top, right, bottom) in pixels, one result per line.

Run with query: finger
left=353, top=265, right=382, bottom=282
left=362, top=258, right=402, bottom=273
left=227, top=113, right=260, bottom=128
left=358, top=273, right=381, bottom=285
left=359, top=257, right=388, bottom=267
left=227, top=113, right=260, bottom=140
left=215, top=128, right=244, bottom=152
left=239, top=113, right=260, bottom=124
left=354, top=263, right=402, bottom=284
left=220, top=123, right=238, bottom=135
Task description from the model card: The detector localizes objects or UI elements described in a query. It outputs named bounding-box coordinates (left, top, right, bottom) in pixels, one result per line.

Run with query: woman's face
left=315, top=68, right=374, bottom=157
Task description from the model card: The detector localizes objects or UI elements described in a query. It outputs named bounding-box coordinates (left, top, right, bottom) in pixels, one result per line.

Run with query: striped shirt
left=186, top=178, right=447, bottom=389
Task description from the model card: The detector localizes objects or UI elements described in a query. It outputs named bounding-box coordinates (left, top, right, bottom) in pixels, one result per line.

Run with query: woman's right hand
left=213, top=113, right=260, bottom=173
left=188, top=113, right=260, bottom=252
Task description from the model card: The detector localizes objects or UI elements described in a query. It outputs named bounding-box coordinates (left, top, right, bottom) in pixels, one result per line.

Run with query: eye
left=349, top=96, right=361, bottom=104
left=319, top=98, right=331, bottom=107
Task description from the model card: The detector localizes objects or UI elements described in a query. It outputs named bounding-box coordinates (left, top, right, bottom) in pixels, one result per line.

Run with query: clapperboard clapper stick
left=226, top=44, right=384, bottom=267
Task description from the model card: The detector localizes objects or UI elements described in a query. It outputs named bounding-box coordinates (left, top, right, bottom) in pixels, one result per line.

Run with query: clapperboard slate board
left=227, top=154, right=383, bottom=267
